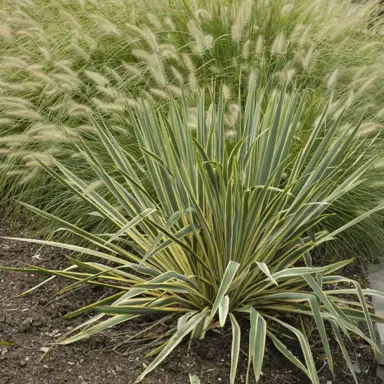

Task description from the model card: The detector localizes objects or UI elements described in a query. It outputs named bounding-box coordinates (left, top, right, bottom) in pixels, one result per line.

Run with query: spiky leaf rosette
left=3, top=86, right=384, bottom=383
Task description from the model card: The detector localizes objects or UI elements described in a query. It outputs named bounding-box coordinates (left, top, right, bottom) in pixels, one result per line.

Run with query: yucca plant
left=3, top=86, right=384, bottom=383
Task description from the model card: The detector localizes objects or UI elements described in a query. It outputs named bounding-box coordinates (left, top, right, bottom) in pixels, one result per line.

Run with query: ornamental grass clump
left=1, top=0, right=384, bottom=260
left=3, top=87, right=384, bottom=383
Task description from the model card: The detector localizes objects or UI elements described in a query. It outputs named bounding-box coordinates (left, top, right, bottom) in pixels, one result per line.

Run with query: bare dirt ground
left=0, top=212, right=381, bottom=384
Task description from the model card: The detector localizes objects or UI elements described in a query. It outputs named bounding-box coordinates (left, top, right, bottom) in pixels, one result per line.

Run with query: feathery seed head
left=60, top=9, right=81, bottom=30
left=19, top=168, right=39, bottom=184
left=23, top=152, right=53, bottom=167
left=159, top=43, right=178, bottom=57
left=285, top=68, right=296, bottom=83
left=5, top=170, right=26, bottom=177
left=122, top=62, right=142, bottom=77
left=374, top=159, right=384, bottom=169
left=150, top=66, right=168, bottom=87
left=71, top=41, right=91, bottom=61
left=281, top=4, right=295, bottom=16
left=326, top=69, right=339, bottom=89
left=150, top=88, right=169, bottom=100
left=0, top=25, right=12, bottom=40
left=187, top=20, right=213, bottom=54
left=6, top=81, right=43, bottom=92
left=0, top=96, right=33, bottom=107
left=28, top=123, right=57, bottom=135
left=167, top=85, right=183, bottom=98
left=26, top=64, right=44, bottom=72
left=147, top=13, right=162, bottom=30
left=0, top=118, right=13, bottom=126
left=34, top=130, right=69, bottom=142
left=248, top=69, right=258, bottom=89
left=141, top=91, right=156, bottom=106
left=209, top=65, right=220, bottom=74
left=105, top=67, right=122, bottom=83
left=142, top=26, right=159, bottom=51
left=74, top=125, right=97, bottom=133
left=125, top=22, right=144, bottom=36
left=38, top=47, right=51, bottom=61
left=6, top=109, right=42, bottom=121
left=372, top=181, right=384, bottom=188
left=89, top=14, right=121, bottom=36
left=92, top=98, right=125, bottom=112
left=28, top=69, right=53, bottom=84
left=188, top=72, right=198, bottom=92
left=243, top=40, right=251, bottom=60
left=187, top=107, right=198, bottom=130
left=355, top=76, right=377, bottom=96
left=271, top=32, right=287, bottom=57
left=52, top=73, right=79, bottom=89
left=132, top=49, right=154, bottom=64
left=228, top=103, right=240, bottom=116
left=84, top=70, right=109, bottom=86
left=301, top=44, right=316, bottom=70
left=84, top=180, right=104, bottom=195
left=15, top=29, right=40, bottom=39
left=298, top=24, right=312, bottom=47
left=224, top=129, right=236, bottom=139
left=231, top=0, right=252, bottom=41
left=54, top=61, right=77, bottom=77
left=96, top=86, right=120, bottom=99
left=225, top=103, right=240, bottom=127
left=1, top=56, right=28, bottom=69
left=170, top=66, right=184, bottom=84
left=182, top=54, right=195, bottom=72
left=255, top=35, right=264, bottom=55
left=164, top=17, right=176, bottom=31
left=125, top=98, right=138, bottom=107
left=375, top=107, right=384, bottom=119
left=222, top=84, right=231, bottom=100
left=195, top=8, right=211, bottom=21
left=0, top=134, right=29, bottom=144
left=358, top=122, right=382, bottom=137
left=67, top=103, right=93, bottom=117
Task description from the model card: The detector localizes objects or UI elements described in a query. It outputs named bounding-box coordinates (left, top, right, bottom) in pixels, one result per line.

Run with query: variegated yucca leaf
left=2, top=85, right=384, bottom=383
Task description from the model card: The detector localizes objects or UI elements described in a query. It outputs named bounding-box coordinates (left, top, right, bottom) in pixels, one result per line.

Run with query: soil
left=0, top=212, right=381, bottom=384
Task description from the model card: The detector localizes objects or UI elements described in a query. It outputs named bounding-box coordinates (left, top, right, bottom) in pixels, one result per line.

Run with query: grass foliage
left=3, top=87, right=384, bottom=383
left=1, top=0, right=384, bottom=259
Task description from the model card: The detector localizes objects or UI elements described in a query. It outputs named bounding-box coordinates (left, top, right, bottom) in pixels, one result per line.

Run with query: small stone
left=0, top=348, right=8, bottom=360
left=352, top=363, right=361, bottom=374
left=19, top=360, right=27, bottom=367
left=19, top=318, right=33, bottom=333
left=38, top=298, right=48, bottom=306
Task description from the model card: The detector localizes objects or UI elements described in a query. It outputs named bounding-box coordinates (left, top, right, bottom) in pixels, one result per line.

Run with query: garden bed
left=0, top=213, right=380, bottom=384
